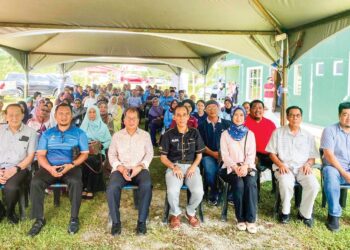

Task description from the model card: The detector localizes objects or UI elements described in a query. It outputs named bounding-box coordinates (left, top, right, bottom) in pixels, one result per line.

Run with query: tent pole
left=24, top=70, right=29, bottom=99
left=281, top=39, right=288, bottom=126
left=203, top=75, right=207, bottom=101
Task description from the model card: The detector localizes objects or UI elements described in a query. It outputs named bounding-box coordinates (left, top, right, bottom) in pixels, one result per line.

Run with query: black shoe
left=326, top=214, right=340, bottom=232
left=279, top=213, right=290, bottom=224
left=111, top=222, right=121, bottom=236
left=136, top=221, right=147, bottom=235
left=28, top=219, right=46, bottom=237
left=297, top=212, right=313, bottom=228
left=68, top=217, right=80, bottom=234
left=7, top=213, right=19, bottom=225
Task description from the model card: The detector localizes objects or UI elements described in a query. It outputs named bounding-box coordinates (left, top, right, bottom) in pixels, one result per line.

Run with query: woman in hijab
left=110, top=95, right=124, bottom=132
left=27, top=102, right=51, bottom=137
left=220, top=98, right=234, bottom=121
left=148, top=97, right=164, bottom=146
left=97, top=101, right=114, bottom=135
left=108, top=95, right=118, bottom=118
left=80, top=105, right=112, bottom=199
left=18, top=101, right=31, bottom=124
left=219, top=106, right=257, bottom=234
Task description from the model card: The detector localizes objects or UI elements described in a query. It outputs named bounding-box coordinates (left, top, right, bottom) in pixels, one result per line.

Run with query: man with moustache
left=28, top=103, right=89, bottom=236
left=245, top=100, right=277, bottom=195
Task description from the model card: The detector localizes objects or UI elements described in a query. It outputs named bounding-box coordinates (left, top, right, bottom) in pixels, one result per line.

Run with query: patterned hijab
left=227, top=105, right=248, bottom=141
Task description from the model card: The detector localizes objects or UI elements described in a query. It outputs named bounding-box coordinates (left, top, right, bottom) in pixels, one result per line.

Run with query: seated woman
left=219, top=106, right=258, bottom=234
left=98, top=101, right=114, bottom=135
left=80, top=105, right=112, bottom=199
left=220, top=98, right=234, bottom=121
left=148, top=97, right=164, bottom=146
left=109, top=95, right=124, bottom=132
left=192, top=100, right=207, bottom=127
left=163, top=99, right=178, bottom=131
left=170, top=99, right=198, bottom=128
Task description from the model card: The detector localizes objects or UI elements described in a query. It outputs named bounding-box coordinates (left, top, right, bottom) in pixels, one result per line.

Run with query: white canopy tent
left=0, top=0, right=349, bottom=122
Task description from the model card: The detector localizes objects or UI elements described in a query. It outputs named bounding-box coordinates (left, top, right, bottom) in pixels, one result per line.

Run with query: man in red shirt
left=245, top=100, right=277, bottom=196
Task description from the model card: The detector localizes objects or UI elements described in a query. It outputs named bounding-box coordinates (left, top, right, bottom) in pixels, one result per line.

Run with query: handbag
left=88, top=141, right=102, bottom=155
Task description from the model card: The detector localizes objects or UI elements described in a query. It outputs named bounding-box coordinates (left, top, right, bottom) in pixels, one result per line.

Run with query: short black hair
left=55, top=102, right=72, bottom=113
left=250, top=99, right=264, bottom=109
left=5, top=103, right=24, bottom=114
left=196, top=99, right=205, bottom=106
left=242, top=101, right=250, bottom=106
left=174, top=104, right=189, bottom=115
left=338, top=102, right=350, bottom=115
left=286, top=106, right=303, bottom=116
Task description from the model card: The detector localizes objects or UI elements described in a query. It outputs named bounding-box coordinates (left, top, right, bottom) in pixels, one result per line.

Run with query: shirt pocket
left=186, top=138, right=196, bottom=153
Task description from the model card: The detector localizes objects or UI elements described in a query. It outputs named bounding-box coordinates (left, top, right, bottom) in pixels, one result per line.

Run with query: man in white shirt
left=266, top=106, right=319, bottom=227
left=107, top=107, right=154, bottom=236
left=83, top=89, right=98, bottom=108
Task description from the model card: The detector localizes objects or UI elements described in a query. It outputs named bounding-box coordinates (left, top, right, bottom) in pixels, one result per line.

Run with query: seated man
left=28, top=103, right=89, bottom=237
left=321, top=102, right=350, bottom=232
left=0, top=104, right=37, bottom=224
left=198, top=100, right=231, bottom=205
left=160, top=105, right=205, bottom=230
left=266, top=106, right=319, bottom=227
left=107, top=107, right=153, bottom=236
left=245, top=100, right=276, bottom=193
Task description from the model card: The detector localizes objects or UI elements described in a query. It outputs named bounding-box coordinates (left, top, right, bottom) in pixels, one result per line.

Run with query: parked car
left=120, top=74, right=146, bottom=84
left=0, top=73, right=75, bottom=98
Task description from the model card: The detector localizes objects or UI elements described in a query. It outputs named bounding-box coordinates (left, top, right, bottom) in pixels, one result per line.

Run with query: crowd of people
left=0, top=82, right=349, bottom=237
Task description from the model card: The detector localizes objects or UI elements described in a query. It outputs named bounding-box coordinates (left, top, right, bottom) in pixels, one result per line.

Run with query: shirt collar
left=285, top=125, right=306, bottom=136
left=206, top=117, right=222, bottom=124
left=122, top=127, right=141, bottom=135
left=5, top=123, right=24, bottom=132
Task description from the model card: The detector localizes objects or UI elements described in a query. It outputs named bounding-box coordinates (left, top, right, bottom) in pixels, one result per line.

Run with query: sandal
left=86, top=192, right=94, bottom=200
left=82, top=191, right=87, bottom=199
left=246, top=223, right=257, bottom=234
left=237, top=222, right=247, bottom=231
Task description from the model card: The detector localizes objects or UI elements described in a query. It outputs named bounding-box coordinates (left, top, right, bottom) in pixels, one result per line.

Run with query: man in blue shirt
left=28, top=103, right=89, bottom=237
left=321, top=102, right=350, bottom=232
left=198, top=100, right=231, bottom=205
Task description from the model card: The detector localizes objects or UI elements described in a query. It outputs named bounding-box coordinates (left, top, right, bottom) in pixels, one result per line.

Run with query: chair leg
left=340, top=189, right=348, bottom=208
left=294, top=185, right=302, bottom=208
left=257, top=171, right=261, bottom=202
left=220, top=182, right=229, bottom=222
left=18, top=189, right=26, bottom=220
left=53, top=188, right=61, bottom=207
left=273, top=181, right=280, bottom=219
left=133, top=189, right=139, bottom=210
left=162, top=192, right=170, bottom=223
left=198, top=201, right=204, bottom=223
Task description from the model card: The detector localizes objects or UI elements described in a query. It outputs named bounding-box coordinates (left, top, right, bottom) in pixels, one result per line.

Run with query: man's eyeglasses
left=288, top=114, right=301, bottom=118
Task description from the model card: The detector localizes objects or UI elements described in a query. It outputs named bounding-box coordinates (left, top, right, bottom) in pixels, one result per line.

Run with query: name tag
left=171, top=139, right=179, bottom=143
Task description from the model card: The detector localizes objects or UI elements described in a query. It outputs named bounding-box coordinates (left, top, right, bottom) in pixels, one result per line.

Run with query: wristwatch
left=15, top=166, right=21, bottom=173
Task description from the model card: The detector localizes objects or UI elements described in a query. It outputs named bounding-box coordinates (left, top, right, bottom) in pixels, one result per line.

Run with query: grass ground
left=0, top=96, right=349, bottom=249
left=0, top=157, right=350, bottom=249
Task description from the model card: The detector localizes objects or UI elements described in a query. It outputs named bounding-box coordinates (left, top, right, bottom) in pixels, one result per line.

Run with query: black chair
left=218, top=176, right=230, bottom=222
left=162, top=185, right=204, bottom=223
left=256, top=161, right=277, bottom=202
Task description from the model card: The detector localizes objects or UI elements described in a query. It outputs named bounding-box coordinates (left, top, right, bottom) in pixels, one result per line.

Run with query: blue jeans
left=202, top=156, right=220, bottom=201
left=323, top=165, right=350, bottom=217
